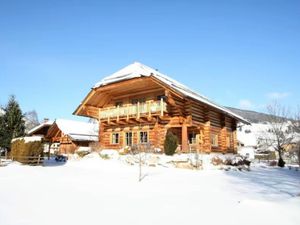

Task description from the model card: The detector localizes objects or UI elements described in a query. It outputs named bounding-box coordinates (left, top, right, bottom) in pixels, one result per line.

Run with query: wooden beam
left=181, top=123, right=188, bottom=152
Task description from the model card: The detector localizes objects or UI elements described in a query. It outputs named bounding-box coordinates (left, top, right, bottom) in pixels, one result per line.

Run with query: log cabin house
left=74, top=62, right=249, bottom=153
left=45, top=119, right=99, bottom=154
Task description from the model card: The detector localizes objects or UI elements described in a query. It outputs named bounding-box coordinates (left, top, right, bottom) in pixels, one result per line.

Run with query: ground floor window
left=125, top=132, right=133, bottom=146
left=111, top=133, right=119, bottom=144
left=139, top=131, right=148, bottom=143
left=226, top=134, right=231, bottom=148
left=211, top=134, right=219, bottom=147
left=188, top=132, right=197, bottom=144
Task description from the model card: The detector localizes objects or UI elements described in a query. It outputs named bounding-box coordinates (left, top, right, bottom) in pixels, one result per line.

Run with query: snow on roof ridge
left=93, top=62, right=250, bottom=124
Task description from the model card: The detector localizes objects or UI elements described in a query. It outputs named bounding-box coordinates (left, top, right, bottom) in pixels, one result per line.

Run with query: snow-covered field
left=0, top=155, right=300, bottom=225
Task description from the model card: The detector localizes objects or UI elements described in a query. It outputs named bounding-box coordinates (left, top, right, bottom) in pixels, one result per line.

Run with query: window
left=226, top=135, right=231, bottom=148
left=115, top=101, right=123, bottom=107
left=131, top=98, right=146, bottom=104
left=125, top=132, right=133, bottom=146
left=189, top=133, right=197, bottom=144
left=139, top=131, right=148, bottom=143
left=157, top=95, right=166, bottom=101
left=211, top=134, right=218, bottom=147
left=111, top=133, right=119, bottom=144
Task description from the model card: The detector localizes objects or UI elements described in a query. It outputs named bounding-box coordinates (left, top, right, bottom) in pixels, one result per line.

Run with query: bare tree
left=292, top=107, right=300, bottom=166
left=258, top=102, right=294, bottom=167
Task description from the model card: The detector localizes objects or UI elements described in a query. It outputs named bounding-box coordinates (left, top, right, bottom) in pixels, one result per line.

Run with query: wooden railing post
left=137, top=102, right=140, bottom=119
left=127, top=104, right=129, bottom=121
left=117, top=105, right=120, bottom=122
left=147, top=101, right=151, bottom=118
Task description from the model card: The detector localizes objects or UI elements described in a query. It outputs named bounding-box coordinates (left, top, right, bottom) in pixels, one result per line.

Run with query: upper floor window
left=131, top=98, right=146, bottom=104
left=115, top=101, right=123, bottom=107
left=157, top=95, right=166, bottom=101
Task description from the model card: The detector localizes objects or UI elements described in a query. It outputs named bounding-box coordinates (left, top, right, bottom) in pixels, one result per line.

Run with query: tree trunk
left=277, top=149, right=285, bottom=167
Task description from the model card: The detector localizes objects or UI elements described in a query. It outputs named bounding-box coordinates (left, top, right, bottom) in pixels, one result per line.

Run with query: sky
left=0, top=0, right=299, bottom=122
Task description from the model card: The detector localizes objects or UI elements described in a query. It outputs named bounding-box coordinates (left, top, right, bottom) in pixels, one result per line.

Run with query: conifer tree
left=0, top=95, right=25, bottom=150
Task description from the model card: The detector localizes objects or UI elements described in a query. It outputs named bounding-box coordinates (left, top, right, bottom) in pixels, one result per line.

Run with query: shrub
left=164, top=131, right=178, bottom=156
left=76, top=151, right=90, bottom=158
left=99, top=154, right=110, bottom=160
left=11, top=139, right=43, bottom=165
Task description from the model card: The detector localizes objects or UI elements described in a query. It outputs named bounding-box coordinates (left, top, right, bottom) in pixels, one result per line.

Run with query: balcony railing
left=99, top=99, right=167, bottom=121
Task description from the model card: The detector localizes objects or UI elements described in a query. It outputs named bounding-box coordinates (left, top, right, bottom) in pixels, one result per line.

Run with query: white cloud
left=239, top=99, right=254, bottom=110
left=266, top=92, right=291, bottom=100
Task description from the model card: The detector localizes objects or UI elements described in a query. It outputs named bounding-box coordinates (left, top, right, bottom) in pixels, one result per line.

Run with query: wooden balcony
left=99, top=99, right=167, bottom=122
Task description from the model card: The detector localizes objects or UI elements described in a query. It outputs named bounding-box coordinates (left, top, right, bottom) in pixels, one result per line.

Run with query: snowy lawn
left=0, top=156, right=299, bottom=225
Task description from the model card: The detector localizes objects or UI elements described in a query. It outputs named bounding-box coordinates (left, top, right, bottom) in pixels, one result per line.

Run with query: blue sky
left=0, top=0, right=299, bottom=122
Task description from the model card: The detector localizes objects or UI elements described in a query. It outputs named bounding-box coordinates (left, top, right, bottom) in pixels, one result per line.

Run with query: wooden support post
left=182, top=123, right=188, bottom=152
left=160, top=98, right=164, bottom=116
left=232, top=123, right=238, bottom=153
left=48, top=142, right=52, bottom=160
left=220, top=116, right=227, bottom=152
left=203, top=121, right=211, bottom=153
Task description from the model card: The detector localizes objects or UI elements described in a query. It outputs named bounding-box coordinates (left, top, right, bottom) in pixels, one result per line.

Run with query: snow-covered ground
left=0, top=154, right=299, bottom=225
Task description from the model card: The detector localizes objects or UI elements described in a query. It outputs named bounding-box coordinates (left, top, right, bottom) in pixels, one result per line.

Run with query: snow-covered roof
left=28, top=120, right=54, bottom=136
left=94, top=62, right=249, bottom=124
left=55, top=119, right=99, bottom=142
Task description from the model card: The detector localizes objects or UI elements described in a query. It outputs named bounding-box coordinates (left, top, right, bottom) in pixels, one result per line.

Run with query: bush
left=76, top=151, right=90, bottom=158
left=269, top=161, right=277, bottom=167
left=164, top=131, right=178, bottom=156
left=11, top=139, right=43, bottom=165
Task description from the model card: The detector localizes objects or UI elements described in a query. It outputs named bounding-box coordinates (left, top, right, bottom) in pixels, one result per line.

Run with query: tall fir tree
left=0, top=95, right=25, bottom=150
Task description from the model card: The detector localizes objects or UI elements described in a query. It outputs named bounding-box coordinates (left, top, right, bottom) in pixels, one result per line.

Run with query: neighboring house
left=74, top=62, right=249, bottom=153
left=46, top=119, right=99, bottom=154
left=27, top=119, right=54, bottom=137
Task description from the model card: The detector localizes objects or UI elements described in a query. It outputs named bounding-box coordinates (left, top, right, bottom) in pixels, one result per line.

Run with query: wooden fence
left=0, top=155, right=44, bottom=166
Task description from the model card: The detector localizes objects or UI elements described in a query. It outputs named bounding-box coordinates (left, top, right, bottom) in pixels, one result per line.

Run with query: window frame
left=111, top=132, right=120, bottom=145
left=139, top=131, right=149, bottom=144
left=125, top=132, right=133, bottom=146
left=211, top=134, right=219, bottom=147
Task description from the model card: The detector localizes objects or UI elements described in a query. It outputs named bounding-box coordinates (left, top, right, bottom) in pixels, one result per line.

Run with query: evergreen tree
left=164, top=131, right=178, bottom=156
left=0, top=95, right=25, bottom=150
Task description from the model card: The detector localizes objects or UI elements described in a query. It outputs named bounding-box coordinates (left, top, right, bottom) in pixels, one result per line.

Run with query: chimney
left=43, top=118, right=49, bottom=123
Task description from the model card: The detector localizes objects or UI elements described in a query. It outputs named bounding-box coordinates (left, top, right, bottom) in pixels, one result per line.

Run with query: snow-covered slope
left=0, top=157, right=299, bottom=225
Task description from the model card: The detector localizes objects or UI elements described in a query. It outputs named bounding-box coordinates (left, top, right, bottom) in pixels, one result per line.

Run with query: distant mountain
left=226, top=107, right=270, bottom=123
